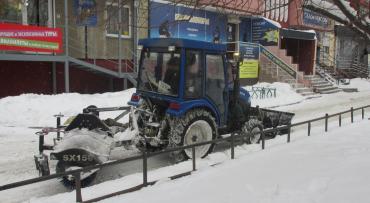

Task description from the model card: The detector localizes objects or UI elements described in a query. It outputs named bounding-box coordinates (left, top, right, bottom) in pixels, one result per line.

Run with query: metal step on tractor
left=34, top=38, right=294, bottom=187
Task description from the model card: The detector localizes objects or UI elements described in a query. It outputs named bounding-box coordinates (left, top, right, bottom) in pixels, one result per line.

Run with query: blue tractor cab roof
left=139, top=38, right=226, bottom=53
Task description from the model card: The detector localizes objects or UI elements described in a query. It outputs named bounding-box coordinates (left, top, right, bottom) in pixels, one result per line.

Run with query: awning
left=280, top=28, right=316, bottom=40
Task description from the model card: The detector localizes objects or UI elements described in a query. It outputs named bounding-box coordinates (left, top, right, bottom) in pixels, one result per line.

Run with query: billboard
left=0, top=23, right=63, bottom=53
left=251, top=18, right=279, bottom=46
left=239, top=18, right=279, bottom=46
left=303, top=9, right=329, bottom=28
left=149, top=1, right=227, bottom=43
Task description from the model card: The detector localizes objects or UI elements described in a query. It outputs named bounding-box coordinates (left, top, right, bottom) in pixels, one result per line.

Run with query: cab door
left=205, top=54, right=227, bottom=125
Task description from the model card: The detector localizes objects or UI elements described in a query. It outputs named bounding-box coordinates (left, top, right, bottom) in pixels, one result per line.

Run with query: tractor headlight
left=233, top=52, right=240, bottom=62
left=168, top=45, right=176, bottom=52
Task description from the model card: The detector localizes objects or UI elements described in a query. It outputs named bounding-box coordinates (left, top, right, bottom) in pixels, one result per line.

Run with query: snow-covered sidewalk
left=28, top=119, right=370, bottom=203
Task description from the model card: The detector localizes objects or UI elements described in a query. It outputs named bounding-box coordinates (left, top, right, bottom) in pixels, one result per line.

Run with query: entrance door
left=205, top=54, right=226, bottom=125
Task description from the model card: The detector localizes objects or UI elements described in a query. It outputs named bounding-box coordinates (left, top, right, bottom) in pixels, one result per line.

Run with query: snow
left=0, top=80, right=370, bottom=202
left=262, top=17, right=282, bottom=28
left=244, top=82, right=305, bottom=108
left=0, top=89, right=136, bottom=127
left=0, top=83, right=303, bottom=128
left=26, top=118, right=370, bottom=203
left=338, top=78, right=370, bottom=92
left=307, top=0, right=347, bottom=21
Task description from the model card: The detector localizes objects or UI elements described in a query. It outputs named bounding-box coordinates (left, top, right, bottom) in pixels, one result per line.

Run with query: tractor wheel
left=242, top=119, right=263, bottom=144
left=168, top=109, right=217, bottom=162
left=56, top=161, right=97, bottom=189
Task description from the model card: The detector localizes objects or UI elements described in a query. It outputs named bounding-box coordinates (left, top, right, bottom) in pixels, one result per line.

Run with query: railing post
left=54, top=114, right=63, bottom=140
left=192, top=146, right=196, bottom=171
left=231, top=132, right=235, bottom=159
left=325, top=113, right=328, bottom=132
left=261, top=131, right=265, bottom=150
left=362, top=108, right=364, bottom=119
left=38, top=134, right=44, bottom=153
left=308, top=122, right=311, bottom=136
left=339, top=114, right=342, bottom=127
left=143, top=151, right=148, bottom=186
left=74, top=172, right=82, bottom=203
left=287, top=125, right=291, bottom=143
left=351, top=107, right=354, bottom=123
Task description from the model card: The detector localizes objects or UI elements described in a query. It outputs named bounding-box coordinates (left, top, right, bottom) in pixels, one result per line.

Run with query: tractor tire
left=56, top=161, right=97, bottom=189
left=242, top=119, right=263, bottom=144
left=168, top=109, right=217, bottom=162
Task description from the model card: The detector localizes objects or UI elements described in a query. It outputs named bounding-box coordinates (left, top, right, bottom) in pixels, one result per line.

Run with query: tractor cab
left=133, top=38, right=235, bottom=127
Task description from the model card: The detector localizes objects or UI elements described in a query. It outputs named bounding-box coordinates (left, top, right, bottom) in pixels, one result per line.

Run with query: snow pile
left=244, top=82, right=305, bottom=108
left=262, top=17, right=281, bottom=28
left=339, top=78, right=370, bottom=92
left=0, top=89, right=136, bottom=127
left=27, top=119, right=370, bottom=203
left=0, top=82, right=304, bottom=127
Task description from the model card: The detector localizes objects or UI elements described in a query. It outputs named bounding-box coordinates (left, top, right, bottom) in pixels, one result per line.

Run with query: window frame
left=184, top=49, right=204, bottom=99
left=105, top=2, right=131, bottom=39
left=137, top=48, right=182, bottom=97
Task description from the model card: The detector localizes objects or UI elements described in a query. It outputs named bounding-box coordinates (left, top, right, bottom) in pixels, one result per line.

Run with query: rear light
left=131, top=94, right=140, bottom=102
left=169, top=102, right=181, bottom=110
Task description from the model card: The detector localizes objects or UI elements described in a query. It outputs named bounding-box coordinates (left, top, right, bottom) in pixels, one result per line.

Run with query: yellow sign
left=239, top=59, right=259, bottom=78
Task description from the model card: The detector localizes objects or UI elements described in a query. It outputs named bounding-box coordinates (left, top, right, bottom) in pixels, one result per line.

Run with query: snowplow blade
left=251, top=107, right=295, bottom=133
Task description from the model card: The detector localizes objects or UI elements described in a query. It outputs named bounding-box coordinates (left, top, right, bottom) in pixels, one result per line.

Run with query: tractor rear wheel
left=242, top=119, right=263, bottom=144
left=168, top=109, right=217, bottom=162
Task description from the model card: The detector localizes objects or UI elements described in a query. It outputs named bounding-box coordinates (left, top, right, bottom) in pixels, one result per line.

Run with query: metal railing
left=1, top=104, right=369, bottom=202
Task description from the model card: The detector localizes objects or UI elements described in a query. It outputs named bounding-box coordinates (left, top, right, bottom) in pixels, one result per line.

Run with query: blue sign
left=239, top=42, right=259, bottom=60
left=251, top=18, right=279, bottom=46
left=73, top=0, right=97, bottom=27
left=303, top=9, right=329, bottom=28
left=149, top=1, right=227, bottom=43
left=239, top=18, right=279, bottom=46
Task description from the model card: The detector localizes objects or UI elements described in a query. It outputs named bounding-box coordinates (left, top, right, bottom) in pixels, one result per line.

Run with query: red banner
left=0, top=23, right=63, bottom=53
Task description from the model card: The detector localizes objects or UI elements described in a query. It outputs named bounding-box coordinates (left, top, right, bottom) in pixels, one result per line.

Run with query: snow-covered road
left=0, top=80, right=370, bottom=202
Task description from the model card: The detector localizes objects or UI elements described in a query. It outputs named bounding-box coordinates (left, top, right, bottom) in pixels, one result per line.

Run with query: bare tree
left=303, top=0, right=370, bottom=41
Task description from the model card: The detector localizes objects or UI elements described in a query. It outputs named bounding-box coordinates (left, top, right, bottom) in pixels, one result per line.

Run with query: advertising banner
left=303, top=9, right=329, bottom=28
left=239, top=42, right=259, bottom=79
left=240, top=59, right=259, bottom=78
left=0, top=23, right=63, bottom=53
left=149, top=1, right=227, bottom=43
left=73, top=0, right=98, bottom=27
left=239, top=17, right=279, bottom=46
left=251, top=18, right=279, bottom=46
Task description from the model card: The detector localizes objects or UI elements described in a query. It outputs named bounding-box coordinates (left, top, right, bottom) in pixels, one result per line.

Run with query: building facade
left=0, top=0, right=147, bottom=98
left=0, top=0, right=344, bottom=98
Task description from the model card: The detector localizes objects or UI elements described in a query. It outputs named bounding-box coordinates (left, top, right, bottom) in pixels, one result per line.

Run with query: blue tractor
left=34, top=38, right=294, bottom=186
left=127, top=38, right=294, bottom=161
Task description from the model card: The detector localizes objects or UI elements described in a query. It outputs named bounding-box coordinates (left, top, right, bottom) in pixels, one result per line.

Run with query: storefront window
left=0, top=0, right=49, bottom=26
left=0, top=0, right=23, bottom=24
left=106, top=2, right=130, bottom=38
left=27, top=0, right=49, bottom=26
